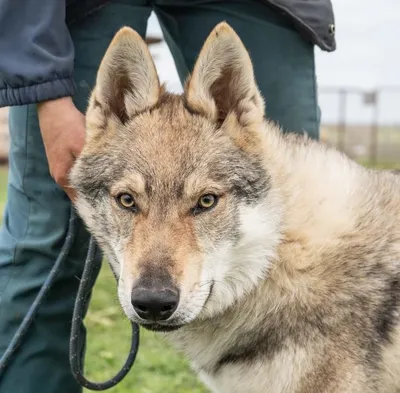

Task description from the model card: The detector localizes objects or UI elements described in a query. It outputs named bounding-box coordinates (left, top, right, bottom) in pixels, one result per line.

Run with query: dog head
left=70, top=23, right=281, bottom=332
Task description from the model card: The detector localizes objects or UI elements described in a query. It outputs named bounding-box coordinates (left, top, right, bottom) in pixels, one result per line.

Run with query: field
left=0, top=150, right=398, bottom=393
left=321, top=125, right=400, bottom=168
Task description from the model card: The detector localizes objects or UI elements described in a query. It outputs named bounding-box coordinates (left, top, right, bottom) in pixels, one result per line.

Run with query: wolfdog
left=70, top=23, right=400, bottom=393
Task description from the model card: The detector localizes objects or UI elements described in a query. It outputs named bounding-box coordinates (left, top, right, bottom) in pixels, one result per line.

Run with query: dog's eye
left=199, top=194, right=217, bottom=208
left=193, top=194, right=218, bottom=214
left=116, top=193, right=137, bottom=211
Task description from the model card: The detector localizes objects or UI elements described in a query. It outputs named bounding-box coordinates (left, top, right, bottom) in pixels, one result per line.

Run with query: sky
left=315, top=0, right=400, bottom=89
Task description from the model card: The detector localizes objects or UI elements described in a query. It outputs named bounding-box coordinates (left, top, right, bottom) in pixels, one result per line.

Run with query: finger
left=71, top=124, right=86, bottom=158
left=70, top=137, right=84, bottom=156
left=64, top=184, right=77, bottom=203
left=71, top=150, right=82, bottom=160
left=57, top=173, right=77, bottom=202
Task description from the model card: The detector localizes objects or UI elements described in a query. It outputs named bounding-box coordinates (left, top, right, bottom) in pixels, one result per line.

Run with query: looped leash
left=0, top=208, right=140, bottom=390
left=69, top=234, right=140, bottom=390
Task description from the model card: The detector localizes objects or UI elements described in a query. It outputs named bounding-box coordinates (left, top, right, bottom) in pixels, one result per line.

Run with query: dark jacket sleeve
left=0, top=0, right=75, bottom=107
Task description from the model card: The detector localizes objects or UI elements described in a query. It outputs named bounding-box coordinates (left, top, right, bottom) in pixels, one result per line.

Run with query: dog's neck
left=261, top=124, right=362, bottom=266
left=258, top=122, right=399, bottom=300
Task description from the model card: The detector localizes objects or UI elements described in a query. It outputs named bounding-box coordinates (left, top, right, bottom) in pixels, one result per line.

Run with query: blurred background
left=0, top=1, right=398, bottom=392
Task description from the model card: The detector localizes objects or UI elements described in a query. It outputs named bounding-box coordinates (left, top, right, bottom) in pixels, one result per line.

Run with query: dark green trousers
left=0, top=1, right=319, bottom=392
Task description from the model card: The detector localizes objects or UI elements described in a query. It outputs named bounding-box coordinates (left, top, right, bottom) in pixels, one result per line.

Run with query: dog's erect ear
left=93, top=27, right=161, bottom=123
left=184, top=22, right=265, bottom=127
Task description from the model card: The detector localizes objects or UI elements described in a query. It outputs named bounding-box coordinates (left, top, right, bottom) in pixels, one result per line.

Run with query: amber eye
left=117, top=193, right=137, bottom=211
left=193, top=194, right=218, bottom=215
left=199, top=194, right=217, bottom=208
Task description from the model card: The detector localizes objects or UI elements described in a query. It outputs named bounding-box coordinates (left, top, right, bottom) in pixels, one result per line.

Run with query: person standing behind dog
left=0, top=1, right=335, bottom=392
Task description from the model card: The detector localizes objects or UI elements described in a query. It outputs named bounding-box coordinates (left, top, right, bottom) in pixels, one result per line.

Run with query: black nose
left=131, top=287, right=179, bottom=321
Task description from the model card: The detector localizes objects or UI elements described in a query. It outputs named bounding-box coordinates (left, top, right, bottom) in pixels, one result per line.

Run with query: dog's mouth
left=139, top=323, right=184, bottom=333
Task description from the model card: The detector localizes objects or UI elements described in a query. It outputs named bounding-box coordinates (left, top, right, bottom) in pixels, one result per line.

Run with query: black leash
left=69, top=230, right=140, bottom=390
left=0, top=208, right=140, bottom=391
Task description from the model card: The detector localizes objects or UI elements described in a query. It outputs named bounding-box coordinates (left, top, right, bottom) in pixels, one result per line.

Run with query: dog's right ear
left=90, top=26, right=161, bottom=124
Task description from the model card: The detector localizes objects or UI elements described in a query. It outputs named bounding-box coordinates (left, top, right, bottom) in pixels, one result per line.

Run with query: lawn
left=0, top=156, right=398, bottom=393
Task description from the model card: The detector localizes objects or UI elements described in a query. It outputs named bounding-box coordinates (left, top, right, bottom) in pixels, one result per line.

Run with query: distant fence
left=318, top=87, right=400, bottom=167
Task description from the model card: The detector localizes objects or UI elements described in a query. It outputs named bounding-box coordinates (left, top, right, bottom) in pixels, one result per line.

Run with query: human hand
left=38, top=97, right=85, bottom=201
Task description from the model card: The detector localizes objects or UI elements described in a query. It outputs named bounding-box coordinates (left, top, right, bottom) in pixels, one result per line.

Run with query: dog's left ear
left=185, top=22, right=265, bottom=127
left=92, top=26, right=161, bottom=124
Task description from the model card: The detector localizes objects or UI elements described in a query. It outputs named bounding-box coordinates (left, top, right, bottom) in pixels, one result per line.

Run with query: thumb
left=64, top=185, right=77, bottom=202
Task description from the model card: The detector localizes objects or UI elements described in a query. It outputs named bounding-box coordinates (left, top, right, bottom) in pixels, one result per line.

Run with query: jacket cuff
left=0, top=77, right=76, bottom=107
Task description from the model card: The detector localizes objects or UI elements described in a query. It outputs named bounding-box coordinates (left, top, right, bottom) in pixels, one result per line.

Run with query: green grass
left=0, top=155, right=398, bottom=393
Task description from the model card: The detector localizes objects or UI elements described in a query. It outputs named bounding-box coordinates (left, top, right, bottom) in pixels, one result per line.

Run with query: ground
left=0, top=158, right=398, bottom=393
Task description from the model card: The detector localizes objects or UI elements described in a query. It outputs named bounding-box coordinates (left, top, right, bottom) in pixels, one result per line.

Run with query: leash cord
left=0, top=208, right=78, bottom=373
left=0, top=208, right=140, bottom=391
left=69, top=230, right=140, bottom=391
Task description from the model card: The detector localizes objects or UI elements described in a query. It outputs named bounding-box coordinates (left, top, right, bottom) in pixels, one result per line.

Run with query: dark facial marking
left=137, top=254, right=177, bottom=289
left=93, top=97, right=102, bottom=110
left=211, top=148, right=270, bottom=205
left=75, top=154, right=126, bottom=200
